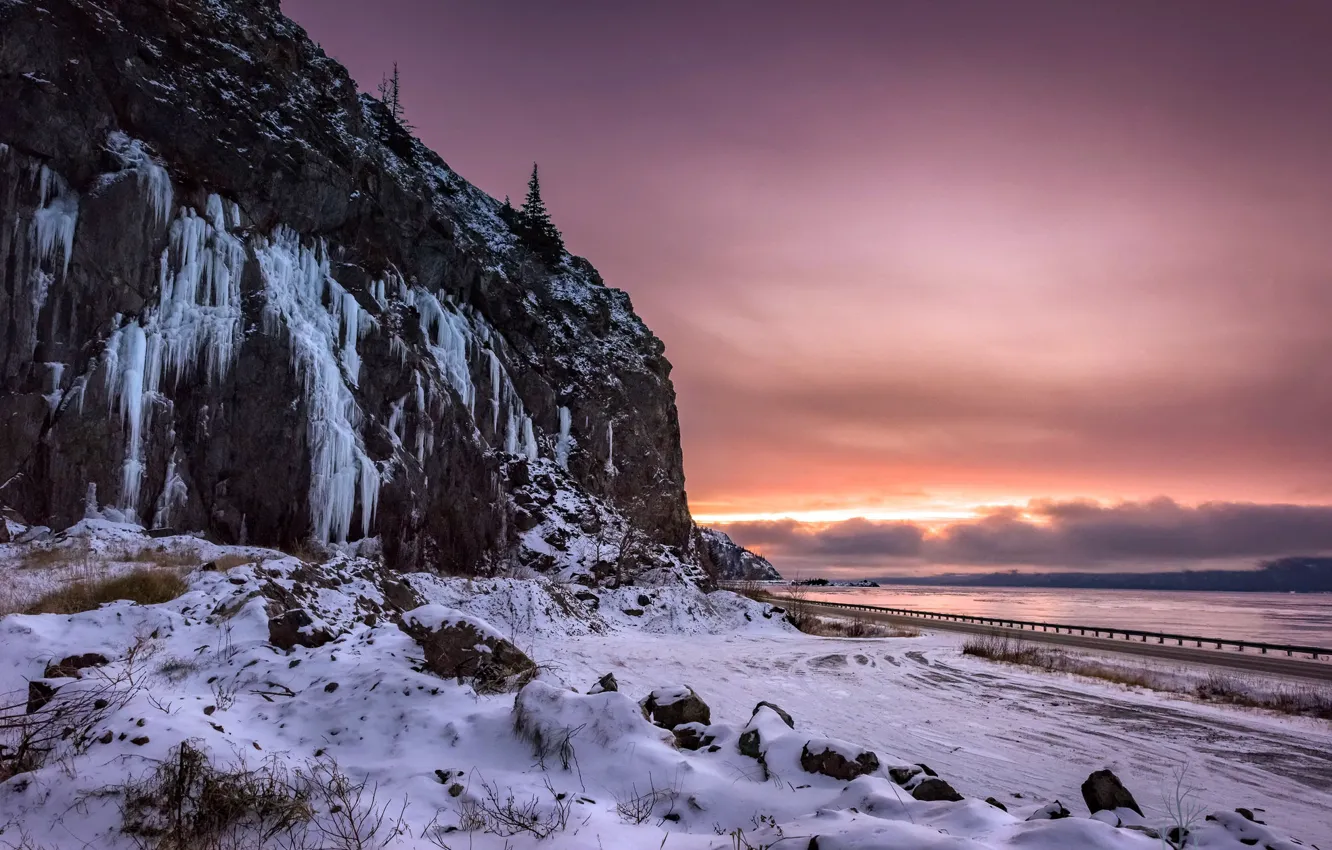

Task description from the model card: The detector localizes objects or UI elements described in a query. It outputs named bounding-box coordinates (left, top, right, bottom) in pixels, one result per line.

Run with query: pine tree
left=498, top=195, right=517, bottom=229
left=515, top=163, right=564, bottom=266
left=377, top=63, right=409, bottom=128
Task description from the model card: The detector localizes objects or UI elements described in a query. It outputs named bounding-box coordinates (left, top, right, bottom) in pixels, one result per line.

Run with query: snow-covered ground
left=0, top=524, right=1327, bottom=849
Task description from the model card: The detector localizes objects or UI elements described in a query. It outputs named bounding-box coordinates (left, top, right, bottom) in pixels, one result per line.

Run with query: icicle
left=555, top=406, right=572, bottom=470
left=151, top=451, right=188, bottom=529
left=256, top=226, right=380, bottom=544
left=84, top=483, right=100, bottom=520
left=31, top=167, right=78, bottom=277
left=605, top=421, right=615, bottom=475
left=521, top=415, right=538, bottom=462
left=107, top=131, right=173, bottom=226
left=340, top=291, right=362, bottom=386
left=488, top=350, right=502, bottom=434
left=387, top=395, right=406, bottom=445
left=104, top=322, right=150, bottom=520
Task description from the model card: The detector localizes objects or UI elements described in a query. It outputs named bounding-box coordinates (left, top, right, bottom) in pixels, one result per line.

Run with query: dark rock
left=1234, top=808, right=1264, bottom=824
left=574, top=591, right=600, bottom=608
left=324, top=682, right=339, bottom=693
left=623, top=608, right=644, bottom=617
left=131, top=736, right=150, bottom=746
left=889, top=766, right=922, bottom=786
left=26, top=681, right=57, bottom=714
left=700, top=528, right=782, bottom=581
left=399, top=607, right=537, bottom=694
left=1123, top=825, right=1161, bottom=840
left=588, top=673, right=618, bottom=694
left=1026, top=801, right=1071, bottom=821
left=268, top=608, right=334, bottom=651
left=1166, top=827, right=1189, bottom=847
left=448, top=783, right=464, bottom=798
left=147, top=527, right=178, bottom=538
left=43, top=652, right=110, bottom=679
left=911, top=778, right=963, bottom=802
left=752, top=701, right=794, bottom=728
left=0, top=0, right=695, bottom=578
left=799, top=741, right=880, bottom=781
left=738, top=728, right=763, bottom=759
left=672, top=722, right=715, bottom=751
left=97, top=730, right=113, bottom=745
left=1081, top=769, right=1143, bottom=817
left=642, top=686, right=710, bottom=729
left=636, top=594, right=651, bottom=607
left=203, top=705, right=216, bottom=716
left=984, top=797, right=1007, bottom=812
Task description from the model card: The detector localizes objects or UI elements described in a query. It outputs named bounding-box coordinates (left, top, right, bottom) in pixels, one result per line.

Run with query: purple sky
left=284, top=0, right=1332, bottom=574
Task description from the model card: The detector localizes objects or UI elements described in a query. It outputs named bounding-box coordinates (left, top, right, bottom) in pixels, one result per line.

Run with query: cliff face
left=0, top=0, right=698, bottom=577
left=700, top=528, right=783, bottom=581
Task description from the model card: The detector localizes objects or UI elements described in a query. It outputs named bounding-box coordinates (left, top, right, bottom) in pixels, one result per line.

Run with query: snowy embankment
left=1, top=524, right=1327, bottom=849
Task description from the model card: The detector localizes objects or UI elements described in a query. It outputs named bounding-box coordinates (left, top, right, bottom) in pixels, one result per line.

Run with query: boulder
left=911, top=778, right=963, bottom=802
left=753, top=701, right=794, bottom=729
left=26, top=681, right=57, bottom=714
left=400, top=605, right=536, bottom=694
left=268, top=608, right=334, bottom=651
left=43, top=652, right=109, bottom=679
left=588, top=673, right=618, bottom=694
left=641, top=685, right=710, bottom=729
left=673, top=722, right=715, bottom=751
left=1026, top=801, right=1071, bottom=821
left=1081, top=769, right=1143, bottom=817
left=888, top=763, right=936, bottom=786
left=984, top=797, right=1008, bottom=812
left=800, top=739, right=880, bottom=781
left=737, top=705, right=792, bottom=761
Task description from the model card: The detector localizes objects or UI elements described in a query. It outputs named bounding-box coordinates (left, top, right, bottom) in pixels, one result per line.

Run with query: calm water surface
left=801, top=586, right=1332, bottom=646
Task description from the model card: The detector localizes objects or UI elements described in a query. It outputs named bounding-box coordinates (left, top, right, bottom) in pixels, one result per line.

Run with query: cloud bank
left=715, top=499, right=1332, bottom=578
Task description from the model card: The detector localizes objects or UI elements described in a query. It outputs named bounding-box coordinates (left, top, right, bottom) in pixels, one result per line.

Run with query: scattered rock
left=448, top=783, right=464, bottom=798
left=673, top=722, right=715, bottom=751
left=637, top=594, right=651, bottom=607
left=324, top=682, right=339, bottom=693
left=131, top=736, right=150, bottom=746
left=1234, top=808, right=1264, bottom=824
left=622, top=608, right=645, bottom=617
left=889, top=765, right=921, bottom=786
left=41, top=653, right=110, bottom=680
left=799, top=740, right=880, bottom=781
left=1166, top=826, right=1189, bottom=847
left=641, top=685, right=711, bottom=729
left=1124, top=825, right=1161, bottom=840
left=268, top=608, right=334, bottom=651
left=1081, top=769, right=1143, bottom=817
left=1026, top=801, right=1071, bottom=821
left=203, top=705, right=216, bottom=716
left=97, top=730, right=113, bottom=745
left=399, top=606, right=537, bottom=695
left=911, top=778, right=963, bottom=802
left=574, top=592, right=600, bottom=609
left=984, top=797, right=1008, bottom=812
left=752, top=701, right=794, bottom=729
left=26, top=681, right=57, bottom=714
left=588, top=673, right=618, bottom=694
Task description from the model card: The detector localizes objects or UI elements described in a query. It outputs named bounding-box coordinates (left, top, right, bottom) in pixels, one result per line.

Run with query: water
left=800, top=585, right=1332, bottom=647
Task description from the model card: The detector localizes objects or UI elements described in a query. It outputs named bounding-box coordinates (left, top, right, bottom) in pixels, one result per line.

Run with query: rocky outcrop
left=1081, top=769, right=1143, bottom=817
left=800, top=740, right=880, bottom=781
left=399, top=605, right=536, bottom=694
left=701, top=528, right=782, bottom=581
left=641, top=686, right=711, bottom=729
left=911, top=778, right=963, bottom=802
left=0, top=0, right=693, bottom=576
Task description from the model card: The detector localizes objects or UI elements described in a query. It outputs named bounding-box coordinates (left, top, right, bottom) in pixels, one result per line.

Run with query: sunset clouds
left=716, top=500, right=1332, bottom=578
left=287, top=0, right=1332, bottom=575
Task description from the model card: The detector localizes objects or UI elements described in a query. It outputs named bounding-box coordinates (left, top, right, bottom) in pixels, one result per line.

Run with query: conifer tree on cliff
left=515, top=163, right=565, bottom=267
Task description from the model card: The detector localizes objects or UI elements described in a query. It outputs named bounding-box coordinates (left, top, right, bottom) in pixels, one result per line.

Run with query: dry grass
left=16, top=539, right=93, bottom=571
left=23, top=568, right=189, bottom=615
left=798, top=613, right=920, bottom=639
left=962, top=634, right=1332, bottom=719
left=209, top=553, right=254, bottom=572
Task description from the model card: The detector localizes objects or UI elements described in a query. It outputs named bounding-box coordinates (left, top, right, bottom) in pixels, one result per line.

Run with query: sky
left=283, top=0, right=1332, bottom=577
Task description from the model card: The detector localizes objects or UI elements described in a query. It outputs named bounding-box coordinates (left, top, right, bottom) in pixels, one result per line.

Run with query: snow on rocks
left=0, top=524, right=1323, bottom=849
left=641, top=684, right=711, bottom=729
left=398, top=604, right=537, bottom=694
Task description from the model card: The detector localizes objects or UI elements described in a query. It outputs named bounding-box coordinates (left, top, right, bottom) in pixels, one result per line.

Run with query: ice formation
left=31, top=165, right=79, bottom=277
left=107, top=131, right=173, bottom=225
left=256, top=226, right=380, bottom=544
left=556, top=406, right=572, bottom=470
left=605, top=421, right=615, bottom=475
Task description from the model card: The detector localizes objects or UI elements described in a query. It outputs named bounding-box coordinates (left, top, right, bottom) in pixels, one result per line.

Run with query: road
left=797, top=599, right=1332, bottom=683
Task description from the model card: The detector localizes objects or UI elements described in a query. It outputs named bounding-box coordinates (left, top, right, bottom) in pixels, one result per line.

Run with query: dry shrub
left=16, top=539, right=93, bottom=571
left=800, top=615, right=920, bottom=639
left=731, top=580, right=770, bottom=602
left=209, top=554, right=254, bottom=572
left=1195, top=671, right=1332, bottom=720
left=120, top=741, right=313, bottom=850
left=24, top=568, right=189, bottom=615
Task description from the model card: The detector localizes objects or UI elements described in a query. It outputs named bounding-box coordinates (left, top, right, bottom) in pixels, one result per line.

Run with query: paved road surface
left=799, top=599, right=1332, bottom=683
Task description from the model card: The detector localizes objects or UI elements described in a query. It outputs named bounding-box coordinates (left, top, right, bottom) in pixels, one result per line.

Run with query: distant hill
left=878, top=557, right=1332, bottom=592
left=701, top=528, right=783, bottom=581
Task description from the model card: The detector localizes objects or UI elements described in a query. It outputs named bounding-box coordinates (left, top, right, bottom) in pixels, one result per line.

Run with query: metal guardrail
left=774, top=596, right=1331, bottom=661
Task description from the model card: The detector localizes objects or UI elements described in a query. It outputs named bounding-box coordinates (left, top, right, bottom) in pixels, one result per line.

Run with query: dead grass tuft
left=24, top=568, right=189, bottom=615
left=209, top=553, right=254, bottom=572
left=798, top=614, right=920, bottom=639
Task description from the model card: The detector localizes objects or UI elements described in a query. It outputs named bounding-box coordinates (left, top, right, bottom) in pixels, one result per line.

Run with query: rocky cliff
left=701, top=528, right=782, bottom=581
left=0, top=0, right=709, bottom=579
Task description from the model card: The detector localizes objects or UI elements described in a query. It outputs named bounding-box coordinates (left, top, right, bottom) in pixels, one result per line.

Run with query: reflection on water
left=802, top=586, right=1332, bottom=646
